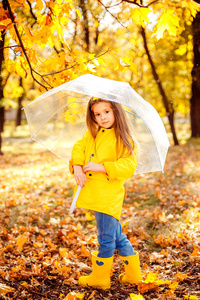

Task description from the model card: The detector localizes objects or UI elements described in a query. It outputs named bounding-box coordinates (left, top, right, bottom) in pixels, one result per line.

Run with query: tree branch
left=122, top=0, right=159, bottom=7
left=0, top=45, right=21, bottom=50
left=4, top=0, right=110, bottom=91
left=5, top=0, right=51, bottom=90
left=35, top=49, right=111, bottom=77
left=97, top=0, right=127, bottom=28
left=26, top=0, right=37, bottom=21
left=103, top=0, right=159, bottom=9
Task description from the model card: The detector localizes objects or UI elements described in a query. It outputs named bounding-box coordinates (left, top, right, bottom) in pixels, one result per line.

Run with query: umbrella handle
left=70, top=155, right=92, bottom=214
left=69, top=185, right=82, bottom=214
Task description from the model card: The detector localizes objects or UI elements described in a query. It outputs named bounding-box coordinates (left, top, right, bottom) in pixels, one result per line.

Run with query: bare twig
left=0, top=45, right=21, bottom=50
left=105, top=1, right=123, bottom=8
left=102, top=0, right=159, bottom=9
left=122, top=0, right=159, bottom=7
left=97, top=0, right=127, bottom=28
left=26, top=0, right=37, bottom=21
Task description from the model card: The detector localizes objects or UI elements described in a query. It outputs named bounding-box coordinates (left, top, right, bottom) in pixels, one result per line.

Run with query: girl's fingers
left=75, top=174, right=87, bottom=187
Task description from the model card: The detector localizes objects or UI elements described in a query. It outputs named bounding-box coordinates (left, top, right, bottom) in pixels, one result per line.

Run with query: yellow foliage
left=175, top=44, right=187, bottom=56
left=0, top=283, right=13, bottom=295
left=169, top=282, right=179, bottom=290
left=153, top=10, right=179, bottom=39
left=174, top=272, right=188, bottom=281
left=35, top=0, right=44, bottom=11
left=131, top=7, right=151, bottom=27
left=75, top=8, right=82, bottom=18
left=181, top=0, right=200, bottom=17
left=64, top=292, right=84, bottom=300
left=16, top=235, right=28, bottom=252
left=130, top=293, right=144, bottom=300
left=59, top=247, right=69, bottom=258
left=144, top=272, right=170, bottom=286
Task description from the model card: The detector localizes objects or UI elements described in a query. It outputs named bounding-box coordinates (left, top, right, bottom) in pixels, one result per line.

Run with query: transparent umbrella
left=23, top=74, right=170, bottom=211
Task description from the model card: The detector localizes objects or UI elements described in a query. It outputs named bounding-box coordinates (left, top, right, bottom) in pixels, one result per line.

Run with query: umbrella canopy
left=23, top=74, right=170, bottom=175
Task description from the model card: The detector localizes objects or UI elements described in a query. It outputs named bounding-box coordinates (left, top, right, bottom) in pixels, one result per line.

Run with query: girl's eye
left=95, top=114, right=100, bottom=117
left=105, top=110, right=109, bottom=114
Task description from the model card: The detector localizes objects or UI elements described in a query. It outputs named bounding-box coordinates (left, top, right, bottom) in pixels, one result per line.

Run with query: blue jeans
left=94, top=211, right=135, bottom=258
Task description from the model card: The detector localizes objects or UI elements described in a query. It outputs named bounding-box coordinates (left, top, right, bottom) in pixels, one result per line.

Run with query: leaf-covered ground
left=0, top=125, right=200, bottom=300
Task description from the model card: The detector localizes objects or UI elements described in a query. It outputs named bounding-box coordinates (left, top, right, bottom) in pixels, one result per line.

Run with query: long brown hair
left=86, top=97, right=134, bottom=154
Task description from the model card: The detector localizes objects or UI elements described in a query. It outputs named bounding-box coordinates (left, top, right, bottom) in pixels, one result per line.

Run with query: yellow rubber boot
left=78, top=252, right=113, bottom=290
left=119, top=252, right=142, bottom=284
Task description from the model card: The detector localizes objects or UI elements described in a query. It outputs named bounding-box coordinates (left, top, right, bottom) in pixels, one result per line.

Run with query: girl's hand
left=83, top=162, right=106, bottom=173
left=73, top=165, right=87, bottom=187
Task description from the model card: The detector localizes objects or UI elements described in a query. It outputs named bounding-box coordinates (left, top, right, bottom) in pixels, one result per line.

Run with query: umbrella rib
left=125, top=110, right=142, bottom=119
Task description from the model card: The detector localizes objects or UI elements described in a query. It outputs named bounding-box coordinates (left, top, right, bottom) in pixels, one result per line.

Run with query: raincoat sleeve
left=69, top=131, right=89, bottom=174
left=103, top=145, right=138, bottom=181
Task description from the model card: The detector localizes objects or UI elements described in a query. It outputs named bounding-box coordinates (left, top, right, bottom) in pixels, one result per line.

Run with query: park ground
left=0, top=121, right=200, bottom=300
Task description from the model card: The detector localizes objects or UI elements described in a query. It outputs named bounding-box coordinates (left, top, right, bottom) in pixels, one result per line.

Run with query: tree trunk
left=16, top=77, right=24, bottom=127
left=0, top=31, right=5, bottom=155
left=79, top=0, right=90, bottom=52
left=140, top=26, right=179, bottom=145
left=190, top=11, right=200, bottom=137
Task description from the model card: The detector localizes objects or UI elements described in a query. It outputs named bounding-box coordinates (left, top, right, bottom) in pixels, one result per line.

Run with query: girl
left=69, top=98, right=142, bottom=289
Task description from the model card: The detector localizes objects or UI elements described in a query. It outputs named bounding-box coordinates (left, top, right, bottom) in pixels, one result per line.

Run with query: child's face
left=92, top=101, right=115, bottom=129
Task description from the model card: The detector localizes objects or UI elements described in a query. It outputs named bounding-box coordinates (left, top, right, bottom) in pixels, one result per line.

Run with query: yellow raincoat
left=69, top=127, right=137, bottom=220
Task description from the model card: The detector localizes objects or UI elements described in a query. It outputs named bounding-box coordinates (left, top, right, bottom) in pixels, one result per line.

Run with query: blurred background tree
left=0, top=0, right=199, bottom=154
left=191, top=1, right=200, bottom=137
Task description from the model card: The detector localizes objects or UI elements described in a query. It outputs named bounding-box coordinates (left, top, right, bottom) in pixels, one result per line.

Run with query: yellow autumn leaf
left=144, top=272, right=157, bottom=283
left=130, top=293, right=144, bottom=300
left=144, top=272, right=170, bottom=286
left=120, top=58, right=130, bottom=67
left=21, top=282, right=29, bottom=288
left=64, top=291, right=84, bottom=300
left=35, top=0, right=44, bottom=11
left=181, top=0, right=200, bottom=17
left=155, top=279, right=171, bottom=286
left=87, top=63, right=96, bottom=72
left=59, top=247, right=69, bottom=258
left=153, top=9, right=179, bottom=39
left=16, top=235, right=28, bottom=252
left=53, top=4, right=62, bottom=17
left=6, top=59, right=16, bottom=73
left=0, top=283, right=13, bottom=294
left=33, top=242, right=43, bottom=248
left=81, top=244, right=90, bottom=257
left=24, top=26, right=33, bottom=39
left=86, top=212, right=95, bottom=221
left=0, top=18, right=12, bottom=28
left=131, top=7, right=151, bottom=27
left=169, top=281, right=179, bottom=290
left=75, top=8, right=82, bottom=18
left=174, top=272, right=188, bottom=281
left=184, top=296, right=198, bottom=300
left=60, top=16, right=69, bottom=26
